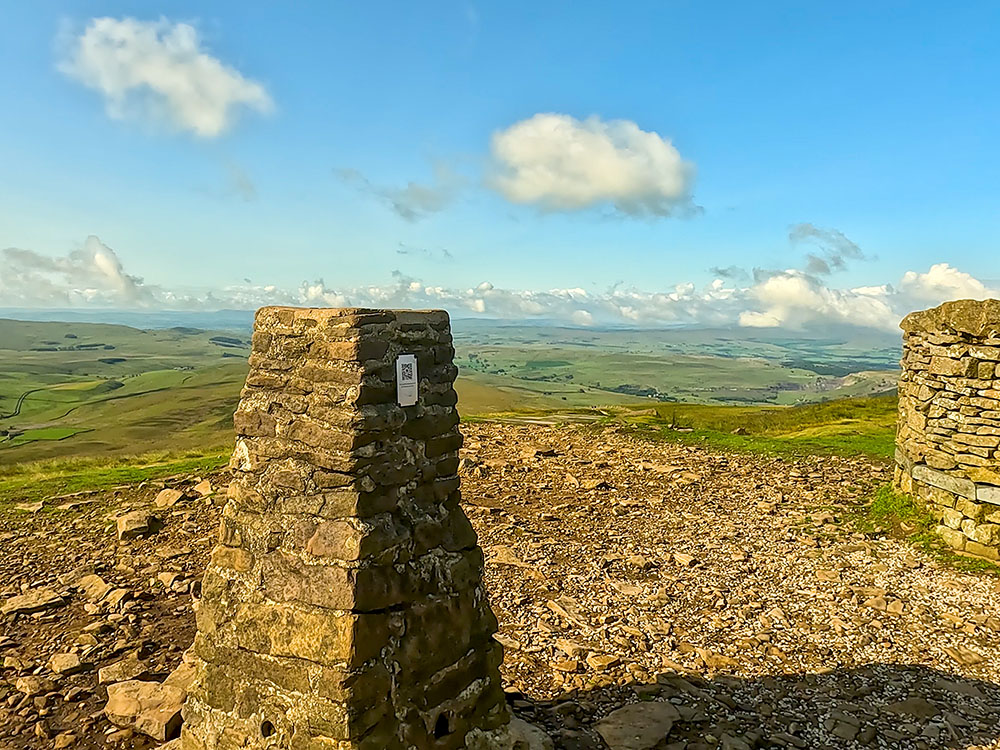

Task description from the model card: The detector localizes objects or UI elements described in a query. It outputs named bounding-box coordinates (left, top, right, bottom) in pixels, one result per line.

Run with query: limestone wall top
left=900, top=298, right=1000, bottom=336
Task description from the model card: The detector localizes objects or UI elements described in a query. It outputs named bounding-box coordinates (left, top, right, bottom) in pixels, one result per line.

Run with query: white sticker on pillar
left=396, top=354, right=418, bottom=406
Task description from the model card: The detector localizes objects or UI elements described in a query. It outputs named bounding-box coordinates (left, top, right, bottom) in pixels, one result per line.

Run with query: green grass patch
left=605, top=394, right=897, bottom=458
left=0, top=450, right=230, bottom=508
left=854, top=485, right=1000, bottom=575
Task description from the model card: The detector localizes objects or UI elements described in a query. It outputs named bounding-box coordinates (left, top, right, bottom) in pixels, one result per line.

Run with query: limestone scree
left=894, top=298, right=1000, bottom=560
left=180, top=307, right=515, bottom=750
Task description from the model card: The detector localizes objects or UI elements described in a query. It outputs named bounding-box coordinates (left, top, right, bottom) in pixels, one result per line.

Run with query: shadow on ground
left=508, top=663, right=1000, bottom=749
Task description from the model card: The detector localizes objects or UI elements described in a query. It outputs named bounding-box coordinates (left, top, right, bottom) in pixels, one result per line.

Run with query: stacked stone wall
left=181, top=307, right=514, bottom=750
left=894, top=299, right=1000, bottom=560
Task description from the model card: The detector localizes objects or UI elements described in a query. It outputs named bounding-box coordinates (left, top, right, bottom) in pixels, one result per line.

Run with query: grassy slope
left=609, top=394, right=898, bottom=458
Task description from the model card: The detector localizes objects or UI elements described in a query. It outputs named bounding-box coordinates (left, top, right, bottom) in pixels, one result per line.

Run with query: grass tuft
left=854, top=484, right=1000, bottom=576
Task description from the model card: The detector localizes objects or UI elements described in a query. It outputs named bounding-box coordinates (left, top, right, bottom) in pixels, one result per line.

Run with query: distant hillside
left=0, top=317, right=899, bottom=465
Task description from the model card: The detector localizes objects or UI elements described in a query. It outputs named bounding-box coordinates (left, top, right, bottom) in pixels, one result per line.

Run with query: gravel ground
left=1, top=421, right=999, bottom=750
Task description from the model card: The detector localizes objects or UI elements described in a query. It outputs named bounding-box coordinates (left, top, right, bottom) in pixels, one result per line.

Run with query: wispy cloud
left=489, top=113, right=698, bottom=218
left=334, top=162, right=464, bottom=221
left=709, top=265, right=750, bottom=281
left=225, top=162, right=257, bottom=201
left=58, top=17, right=272, bottom=137
left=788, top=222, right=866, bottom=275
left=396, top=243, right=453, bottom=261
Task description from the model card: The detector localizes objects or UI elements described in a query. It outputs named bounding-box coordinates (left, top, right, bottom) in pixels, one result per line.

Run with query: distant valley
left=0, top=315, right=900, bottom=465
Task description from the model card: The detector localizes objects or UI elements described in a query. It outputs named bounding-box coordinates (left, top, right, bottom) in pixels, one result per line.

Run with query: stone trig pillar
left=181, top=307, right=512, bottom=750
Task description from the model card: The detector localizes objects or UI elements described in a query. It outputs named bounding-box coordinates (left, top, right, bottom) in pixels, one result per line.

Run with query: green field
left=0, top=320, right=249, bottom=464
left=454, top=322, right=898, bottom=406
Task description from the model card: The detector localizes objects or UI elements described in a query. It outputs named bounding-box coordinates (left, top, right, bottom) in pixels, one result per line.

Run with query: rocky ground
left=1, top=422, right=999, bottom=749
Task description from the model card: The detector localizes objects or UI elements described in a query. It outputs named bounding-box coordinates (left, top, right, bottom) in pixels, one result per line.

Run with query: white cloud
left=3, top=237, right=997, bottom=332
left=899, top=263, right=996, bottom=305
left=739, top=271, right=896, bottom=330
left=489, top=113, right=696, bottom=217
left=59, top=17, right=272, bottom=137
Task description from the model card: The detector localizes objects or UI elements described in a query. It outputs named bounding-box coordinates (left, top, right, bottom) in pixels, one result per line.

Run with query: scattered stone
left=2, top=588, right=65, bottom=616
left=15, top=501, right=44, bottom=513
left=116, top=510, right=162, bottom=541
left=15, top=676, right=54, bottom=696
left=153, top=489, right=185, bottom=509
left=586, top=653, right=621, bottom=673
left=672, top=552, right=697, bottom=567
left=105, top=680, right=186, bottom=741
left=509, top=717, right=554, bottom=750
left=192, top=480, right=214, bottom=497
left=76, top=574, right=112, bottom=602
left=47, top=652, right=85, bottom=675
left=99, top=652, right=148, bottom=685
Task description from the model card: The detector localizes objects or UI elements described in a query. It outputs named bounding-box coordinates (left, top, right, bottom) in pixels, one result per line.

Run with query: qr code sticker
left=400, top=362, right=414, bottom=381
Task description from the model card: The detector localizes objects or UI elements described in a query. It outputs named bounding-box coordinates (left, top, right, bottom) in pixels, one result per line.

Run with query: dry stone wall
left=894, top=299, right=1000, bottom=560
left=180, top=307, right=515, bottom=750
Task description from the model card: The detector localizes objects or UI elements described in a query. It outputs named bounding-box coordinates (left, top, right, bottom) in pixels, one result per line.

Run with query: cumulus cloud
left=58, top=17, right=272, bottom=137
left=0, top=236, right=159, bottom=307
left=899, top=263, right=996, bottom=305
left=788, top=223, right=866, bottom=275
left=3, top=237, right=998, bottom=332
left=738, top=271, right=895, bottom=329
left=489, top=113, right=697, bottom=217
left=335, top=163, right=463, bottom=221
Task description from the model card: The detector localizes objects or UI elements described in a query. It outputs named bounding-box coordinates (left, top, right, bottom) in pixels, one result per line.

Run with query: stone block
left=956, top=496, right=985, bottom=521
left=977, top=484, right=1000, bottom=505
left=935, top=525, right=967, bottom=550
left=942, top=507, right=964, bottom=530
left=911, top=464, right=976, bottom=498
left=968, top=523, right=1000, bottom=546
left=970, top=345, right=1000, bottom=361
left=953, top=432, right=1000, bottom=449
left=929, top=356, right=979, bottom=378
left=965, top=541, right=1000, bottom=560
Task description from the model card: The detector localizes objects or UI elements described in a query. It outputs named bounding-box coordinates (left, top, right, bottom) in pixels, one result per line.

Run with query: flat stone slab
left=912, top=465, right=976, bottom=499
left=105, top=680, right=185, bottom=741
left=508, top=718, right=554, bottom=750
left=153, top=489, right=185, bottom=509
left=595, top=702, right=681, bottom=750
left=977, top=484, right=1000, bottom=505
left=2, top=588, right=66, bottom=616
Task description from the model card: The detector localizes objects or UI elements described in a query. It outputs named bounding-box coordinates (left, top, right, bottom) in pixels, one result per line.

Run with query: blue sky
left=1, top=1, right=998, bottom=328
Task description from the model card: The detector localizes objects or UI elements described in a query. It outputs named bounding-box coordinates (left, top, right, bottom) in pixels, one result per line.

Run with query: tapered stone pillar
left=181, top=307, right=512, bottom=750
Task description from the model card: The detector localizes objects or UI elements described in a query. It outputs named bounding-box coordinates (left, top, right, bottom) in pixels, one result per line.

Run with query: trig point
left=181, top=307, right=513, bottom=749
